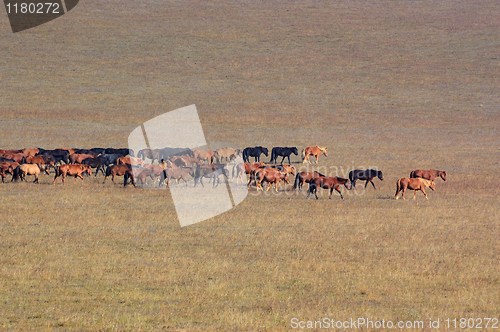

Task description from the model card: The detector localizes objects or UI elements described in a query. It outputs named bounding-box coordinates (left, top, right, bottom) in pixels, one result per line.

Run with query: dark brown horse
left=53, top=164, right=92, bottom=185
left=410, top=169, right=447, bottom=181
left=395, top=178, right=435, bottom=200
left=302, top=146, right=328, bottom=164
left=103, top=164, right=131, bottom=183
left=292, top=171, right=326, bottom=191
left=307, top=176, right=351, bottom=200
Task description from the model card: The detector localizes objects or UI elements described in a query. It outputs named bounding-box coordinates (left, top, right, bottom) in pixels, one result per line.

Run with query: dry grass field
left=0, top=0, right=499, bottom=330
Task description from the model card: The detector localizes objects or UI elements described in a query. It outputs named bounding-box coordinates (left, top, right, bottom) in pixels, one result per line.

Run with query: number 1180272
left=5, top=2, right=60, bottom=14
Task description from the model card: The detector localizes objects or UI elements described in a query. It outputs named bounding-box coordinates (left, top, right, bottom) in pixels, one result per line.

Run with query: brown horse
left=137, top=148, right=161, bottom=163
left=0, top=163, right=15, bottom=182
left=117, top=156, right=144, bottom=166
left=214, top=148, right=240, bottom=163
left=307, top=176, right=351, bottom=200
left=163, top=166, right=195, bottom=187
left=103, top=164, right=131, bottom=183
left=395, top=178, right=435, bottom=200
left=410, top=169, right=447, bottom=181
left=302, top=146, right=328, bottom=164
left=22, top=148, right=39, bottom=157
left=249, top=168, right=290, bottom=191
left=15, top=164, right=50, bottom=183
left=293, top=171, right=326, bottom=191
left=3, top=153, right=26, bottom=163
left=70, top=153, right=95, bottom=164
left=53, top=164, right=92, bottom=185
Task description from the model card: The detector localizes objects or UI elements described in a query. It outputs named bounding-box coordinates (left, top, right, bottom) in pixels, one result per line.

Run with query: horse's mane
left=314, top=171, right=326, bottom=177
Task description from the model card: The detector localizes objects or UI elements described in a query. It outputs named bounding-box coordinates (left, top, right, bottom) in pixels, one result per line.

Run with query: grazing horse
left=302, top=146, right=328, bottom=164
left=269, top=147, right=298, bottom=164
left=242, top=146, right=268, bottom=163
left=250, top=168, right=289, bottom=192
left=307, top=176, right=351, bottom=200
left=395, top=178, right=435, bottom=200
left=14, top=164, right=50, bottom=183
left=214, top=148, right=240, bottom=163
left=137, top=148, right=161, bottom=163
left=53, top=164, right=92, bottom=185
left=292, top=171, right=325, bottom=191
left=103, top=164, right=131, bottom=184
left=349, top=169, right=384, bottom=190
left=410, top=169, right=447, bottom=181
left=193, top=150, right=216, bottom=164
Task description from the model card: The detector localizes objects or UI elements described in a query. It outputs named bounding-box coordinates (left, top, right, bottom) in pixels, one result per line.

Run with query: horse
left=292, top=171, right=325, bottom=191
left=269, top=147, right=298, bottom=164
left=70, top=153, right=95, bottom=164
left=307, top=176, right=351, bottom=200
left=302, top=146, right=328, bottom=164
left=137, top=148, right=161, bottom=163
left=349, top=169, right=384, bottom=190
left=163, top=166, right=195, bottom=187
left=259, top=164, right=296, bottom=175
left=14, top=164, right=50, bottom=184
left=242, top=146, right=268, bottom=163
left=117, top=156, right=144, bottom=167
left=3, top=153, right=26, bottom=163
left=0, top=163, right=15, bottom=183
left=395, top=178, right=435, bottom=200
left=158, top=147, right=193, bottom=161
left=21, top=148, right=39, bottom=157
left=74, top=149, right=99, bottom=157
left=192, top=150, right=215, bottom=164
left=104, top=148, right=131, bottom=156
left=410, top=169, right=447, bottom=181
left=250, top=168, right=289, bottom=192
left=81, top=157, right=108, bottom=176
left=193, top=164, right=229, bottom=187
left=103, top=164, right=131, bottom=184
left=53, top=164, right=92, bottom=185
left=213, top=148, right=240, bottom=163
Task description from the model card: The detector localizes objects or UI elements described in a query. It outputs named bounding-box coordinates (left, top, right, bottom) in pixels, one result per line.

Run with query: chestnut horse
left=70, top=153, right=94, bottom=164
left=410, top=169, right=447, bottom=181
left=53, top=164, right=92, bottom=184
left=302, top=146, right=328, bottom=164
left=292, top=171, right=325, bottom=191
left=395, top=178, right=435, bottom=200
left=249, top=168, right=289, bottom=192
left=103, top=164, right=131, bottom=183
left=307, top=176, right=351, bottom=200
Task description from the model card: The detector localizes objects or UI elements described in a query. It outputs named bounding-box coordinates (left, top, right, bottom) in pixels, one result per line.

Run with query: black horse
left=81, top=156, right=109, bottom=176
left=242, top=146, right=268, bottom=163
left=269, top=147, right=298, bottom=164
left=158, top=147, right=194, bottom=161
left=349, top=169, right=384, bottom=190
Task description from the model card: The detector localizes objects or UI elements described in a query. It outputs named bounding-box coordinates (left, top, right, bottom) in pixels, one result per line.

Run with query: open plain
left=0, top=0, right=499, bottom=330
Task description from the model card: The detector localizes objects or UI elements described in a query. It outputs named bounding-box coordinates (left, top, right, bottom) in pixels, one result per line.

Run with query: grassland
left=0, top=0, right=499, bottom=330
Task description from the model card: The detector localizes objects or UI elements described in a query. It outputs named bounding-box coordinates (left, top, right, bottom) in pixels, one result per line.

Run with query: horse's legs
left=34, top=174, right=38, bottom=184
left=79, top=174, right=84, bottom=184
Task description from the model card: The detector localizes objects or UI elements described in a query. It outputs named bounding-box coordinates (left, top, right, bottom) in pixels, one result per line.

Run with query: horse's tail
left=292, top=173, right=300, bottom=190
left=395, top=179, right=402, bottom=197
left=409, top=170, right=415, bottom=178
left=301, top=149, right=306, bottom=158
left=105, top=166, right=111, bottom=177
left=11, top=166, right=20, bottom=181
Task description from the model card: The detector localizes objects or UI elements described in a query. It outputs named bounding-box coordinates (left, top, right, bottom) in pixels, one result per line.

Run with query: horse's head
left=322, top=147, right=328, bottom=157
left=344, top=180, right=352, bottom=190
left=283, top=173, right=290, bottom=183
left=85, top=166, right=92, bottom=176
left=42, top=165, right=50, bottom=175
left=429, top=181, right=435, bottom=191
left=440, top=171, right=447, bottom=181
left=263, top=148, right=269, bottom=156
left=378, top=171, right=384, bottom=180
left=292, top=147, right=299, bottom=155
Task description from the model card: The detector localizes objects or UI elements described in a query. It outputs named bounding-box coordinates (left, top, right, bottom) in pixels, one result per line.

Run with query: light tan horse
left=193, top=150, right=215, bottom=164
left=302, top=146, right=328, bottom=164
left=214, top=148, right=240, bottom=163
left=17, top=164, right=50, bottom=183
left=395, top=178, right=435, bottom=200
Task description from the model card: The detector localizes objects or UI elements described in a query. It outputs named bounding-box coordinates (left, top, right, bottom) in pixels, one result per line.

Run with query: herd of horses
left=0, top=146, right=447, bottom=200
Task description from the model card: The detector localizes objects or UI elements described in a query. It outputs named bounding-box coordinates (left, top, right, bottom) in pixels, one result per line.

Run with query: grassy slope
left=0, top=0, right=499, bottom=330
